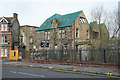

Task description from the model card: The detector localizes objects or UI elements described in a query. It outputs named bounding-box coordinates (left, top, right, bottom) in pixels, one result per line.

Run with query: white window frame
left=5, top=49, right=7, bottom=56
left=1, top=49, right=4, bottom=56
left=48, top=32, right=50, bottom=40
left=45, top=32, right=47, bottom=40
left=5, top=24, right=7, bottom=31
left=1, top=24, right=4, bottom=31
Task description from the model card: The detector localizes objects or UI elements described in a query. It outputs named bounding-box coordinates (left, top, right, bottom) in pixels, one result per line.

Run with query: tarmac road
left=2, top=66, right=111, bottom=78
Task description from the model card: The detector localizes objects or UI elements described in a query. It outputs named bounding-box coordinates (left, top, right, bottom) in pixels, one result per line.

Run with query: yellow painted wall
left=9, top=50, right=18, bottom=60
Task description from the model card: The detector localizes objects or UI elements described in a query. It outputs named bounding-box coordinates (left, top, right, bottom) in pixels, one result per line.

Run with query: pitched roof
left=89, top=21, right=95, bottom=27
left=89, top=21, right=105, bottom=30
left=99, top=23, right=104, bottom=30
left=0, top=17, right=14, bottom=23
left=36, top=10, right=83, bottom=31
left=21, top=25, right=39, bottom=28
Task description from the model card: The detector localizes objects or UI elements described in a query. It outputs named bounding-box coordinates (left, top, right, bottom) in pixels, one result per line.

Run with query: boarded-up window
left=93, top=32, right=98, bottom=38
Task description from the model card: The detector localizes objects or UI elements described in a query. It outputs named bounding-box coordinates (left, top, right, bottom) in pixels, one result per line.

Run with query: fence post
left=46, top=49, right=47, bottom=61
left=104, top=50, right=106, bottom=63
left=61, top=49, right=62, bottom=61
left=79, top=50, right=82, bottom=62
left=33, top=50, right=34, bottom=59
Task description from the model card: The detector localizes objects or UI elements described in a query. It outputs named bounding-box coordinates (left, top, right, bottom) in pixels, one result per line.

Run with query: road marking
left=10, top=71, right=45, bottom=78
left=10, top=71, right=17, bottom=73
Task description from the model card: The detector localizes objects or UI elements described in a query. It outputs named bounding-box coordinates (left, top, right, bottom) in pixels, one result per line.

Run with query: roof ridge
left=36, top=10, right=83, bottom=31
left=0, top=17, right=14, bottom=18
left=61, top=10, right=83, bottom=16
left=89, top=21, right=96, bottom=27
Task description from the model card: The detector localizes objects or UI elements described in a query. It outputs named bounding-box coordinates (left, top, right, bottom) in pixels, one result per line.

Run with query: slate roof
left=99, top=23, right=104, bottom=30
left=36, top=10, right=83, bottom=31
left=89, top=21, right=105, bottom=30
left=89, top=21, right=95, bottom=27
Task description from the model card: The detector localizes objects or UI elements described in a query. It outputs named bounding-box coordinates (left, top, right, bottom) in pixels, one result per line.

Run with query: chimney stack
left=13, top=13, right=18, bottom=19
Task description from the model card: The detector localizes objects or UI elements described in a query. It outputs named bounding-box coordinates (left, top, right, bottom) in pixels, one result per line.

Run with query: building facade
left=19, top=25, right=38, bottom=51
left=89, top=21, right=109, bottom=49
left=36, top=11, right=109, bottom=51
left=0, top=13, right=20, bottom=58
left=36, top=11, right=92, bottom=51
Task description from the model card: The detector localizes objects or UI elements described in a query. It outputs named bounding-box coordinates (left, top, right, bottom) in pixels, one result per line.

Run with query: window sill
left=0, top=43, right=8, bottom=44
left=0, top=30, right=8, bottom=31
left=0, top=56, right=7, bottom=57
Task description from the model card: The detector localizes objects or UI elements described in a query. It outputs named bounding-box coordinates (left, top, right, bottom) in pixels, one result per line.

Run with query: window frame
left=1, top=36, right=7, bottom=43
left=48, top=32, right=50, bottom=40
left=1, top=24, right=8, bottom=31
left=5, top=49, right=7, bottom=56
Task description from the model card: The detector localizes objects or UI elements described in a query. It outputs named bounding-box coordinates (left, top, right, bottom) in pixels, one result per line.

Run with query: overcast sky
left=0, top=0, right=119, bottom=27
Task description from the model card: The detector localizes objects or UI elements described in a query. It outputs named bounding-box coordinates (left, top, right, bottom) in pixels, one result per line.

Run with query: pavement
left=2, top=61, right=120, bottom=78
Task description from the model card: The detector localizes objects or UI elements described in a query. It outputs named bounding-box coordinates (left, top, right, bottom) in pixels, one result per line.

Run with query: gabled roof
left=0, top=17, right=14, bottom=23
left=36, top=10, right=83, bottom=31
left=99, top=23, right=104, bottom=30
left=89, top=21, right=105, bottom=30
left=89, top=21, right=95, bottom=27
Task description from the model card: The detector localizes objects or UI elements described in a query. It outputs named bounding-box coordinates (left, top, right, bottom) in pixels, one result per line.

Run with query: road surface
left=2, top=66, right=112, bottom=78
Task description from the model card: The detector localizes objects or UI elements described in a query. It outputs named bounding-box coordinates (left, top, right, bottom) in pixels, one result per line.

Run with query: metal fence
left=21, top=49, right=120, bottom=65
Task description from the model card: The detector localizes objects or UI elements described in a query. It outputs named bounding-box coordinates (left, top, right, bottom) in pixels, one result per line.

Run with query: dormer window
left=51, top=18, right=59, bottom=28
left=80, top=17, right=86, bottom=23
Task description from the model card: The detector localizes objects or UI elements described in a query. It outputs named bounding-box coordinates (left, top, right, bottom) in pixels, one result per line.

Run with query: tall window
left=1, top=49, right=3, bottom=56
left=59, top=30, right=62, bottom=39
left=1, top=36, right=7, bottom=43
left=59, top=29, right=66, bottom=39
left=20, top=36, right=23, bottom=45
left=1, top=24, right=4, bottom=31
left=76, top=45, right=79, bottom=52
left=86, top=30, right=89, bottom=39
left=76, top=28, right=78, bottom=38
left=5, top=49, right=7, bottom=56
left=5, top=24, right=7, bottom=31
left=45, top=32, right=47, bottom=40
left=62, top=30, right=65, bottom=39
left=1, top=24, right=7, bottom=31
left=45, top=31, right=50, bottom=40
left=48, top=32, right=50, bottom=40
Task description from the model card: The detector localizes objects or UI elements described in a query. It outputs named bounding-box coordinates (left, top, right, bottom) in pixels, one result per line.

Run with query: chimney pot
left=13, top=13, right=18, bottom=19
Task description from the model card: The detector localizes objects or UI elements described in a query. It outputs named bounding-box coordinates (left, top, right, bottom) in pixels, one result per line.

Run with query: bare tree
left=90, top=5, right=107, bottom=24
left=91, top=5, right=119, bottom=38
